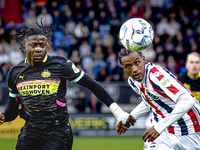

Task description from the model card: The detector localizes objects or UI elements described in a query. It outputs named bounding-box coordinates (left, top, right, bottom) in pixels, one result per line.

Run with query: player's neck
left=189, top=73, right=199, bottom=80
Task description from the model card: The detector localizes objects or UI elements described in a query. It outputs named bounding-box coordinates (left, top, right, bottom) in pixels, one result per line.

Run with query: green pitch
left=0, top=136, right=144, bottom=150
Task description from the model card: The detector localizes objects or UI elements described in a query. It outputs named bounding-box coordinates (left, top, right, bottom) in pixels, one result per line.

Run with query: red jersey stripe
left=187, top=109, right=200, bottom=132
left=140, top=84, right=165, bottom=118
left=166, top=84, right=179, bottom=95
left=167, top=126, right=175, bottom=134
left=149, top=67, right=164, bottom=81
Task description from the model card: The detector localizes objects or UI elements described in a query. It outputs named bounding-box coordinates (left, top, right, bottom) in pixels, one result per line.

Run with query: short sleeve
left=60, top=59, right=84, bottom=82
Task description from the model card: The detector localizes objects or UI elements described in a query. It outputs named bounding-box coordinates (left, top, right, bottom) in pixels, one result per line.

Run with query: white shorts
left=145, top=130, right=200, bottom=150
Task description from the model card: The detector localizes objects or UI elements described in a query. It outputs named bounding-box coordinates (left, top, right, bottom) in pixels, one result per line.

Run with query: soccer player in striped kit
left=117, top=48, right=200, bottom=150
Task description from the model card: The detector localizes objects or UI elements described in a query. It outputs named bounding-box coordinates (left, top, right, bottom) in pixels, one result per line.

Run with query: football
left=119, top=18, right=154, bottom=52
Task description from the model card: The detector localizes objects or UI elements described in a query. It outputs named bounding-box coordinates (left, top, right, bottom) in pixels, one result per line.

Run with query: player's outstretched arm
left=76, top=73, right=129, bottom=124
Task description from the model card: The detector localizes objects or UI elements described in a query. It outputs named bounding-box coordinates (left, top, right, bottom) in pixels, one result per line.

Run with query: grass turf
left=0, top=136, right=144, bottom=150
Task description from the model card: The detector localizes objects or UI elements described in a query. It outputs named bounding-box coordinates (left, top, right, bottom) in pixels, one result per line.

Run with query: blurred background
left=0, top=0, right=200, bottom=149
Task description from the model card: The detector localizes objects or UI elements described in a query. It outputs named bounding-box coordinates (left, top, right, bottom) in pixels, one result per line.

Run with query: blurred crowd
left=0, top=0, right=200, bottom=84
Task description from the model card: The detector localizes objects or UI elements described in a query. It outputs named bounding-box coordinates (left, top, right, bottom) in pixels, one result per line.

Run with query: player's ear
left=22, top=44, right=26, bottom=53
left=142, top=56, right=145, bottom=62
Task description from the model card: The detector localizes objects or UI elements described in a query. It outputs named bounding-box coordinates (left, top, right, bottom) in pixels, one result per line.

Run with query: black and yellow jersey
left=7, top=55, right=83, bottom=129
left=178, top=71, right=200, bottom=102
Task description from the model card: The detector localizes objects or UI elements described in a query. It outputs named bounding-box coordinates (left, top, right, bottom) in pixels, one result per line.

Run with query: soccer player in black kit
left=0, top=20, right=129, bottom=150
left=178, top=52, right=200, bottom=102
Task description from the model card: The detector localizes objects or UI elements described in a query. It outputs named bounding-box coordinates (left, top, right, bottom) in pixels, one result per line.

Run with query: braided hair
left=118, top=48, right=142, bottom=65
left=10, top=18, right=54, bottom=48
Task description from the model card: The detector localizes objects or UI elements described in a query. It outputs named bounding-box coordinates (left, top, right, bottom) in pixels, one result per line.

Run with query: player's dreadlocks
left=118, top=48, right=142, bottom=65
left=10, top=18, right=54, bottom=48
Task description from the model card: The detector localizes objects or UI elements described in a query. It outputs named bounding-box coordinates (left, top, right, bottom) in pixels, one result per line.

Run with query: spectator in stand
left=25, top=10, right=38, bottom=28
left=37, top=7, right=53, bottom=27
left=0, top=71, right=2, bottom=83
left=156, top=17, right=171, bottom=37
left=84, top=10, right=96, bottom=30
left=52, top=9, right=64, bottom=30
left=96, top=66, right=107, bottom=81
left=9, top=40, right=24, bottom=66
left=142, top=45, right=156, bottom=63
left=74, top=22, right=89, bottom=42
left=0, top=38, right=10, bottom=54
left=49, top=1, right=59, bottom=17
left=0, top=63, right=10, bottom=83
left=0, top=45, right=9, bottom=65
left=89, top=93, right=102, bottom=114
left=69, top=50, right=81, bottom=65
left=75, top=91, right=89, bottom=113
left=92, top=45, right=105, bottom=68
left=79, top=40, right=91, bottom=58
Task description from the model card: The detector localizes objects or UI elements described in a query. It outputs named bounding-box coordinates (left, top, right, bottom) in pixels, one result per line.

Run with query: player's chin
left=33, top=60, right=43, bottom=66
left=132, top=76, right=143, bottom=82
left=33, top=59, right=43, bottom=63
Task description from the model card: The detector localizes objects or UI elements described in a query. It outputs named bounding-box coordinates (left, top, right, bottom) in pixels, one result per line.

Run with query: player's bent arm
left=130, top=101, right=150, bottom=121
left=76, top=73, right=129, bottom=124
left=154, top=92, right=195, bottom=134
left=1, top=97, right=19, bottom=122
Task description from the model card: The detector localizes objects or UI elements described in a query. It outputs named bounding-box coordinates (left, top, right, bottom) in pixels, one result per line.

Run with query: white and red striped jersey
left=129, top=63, right=200, bottom=136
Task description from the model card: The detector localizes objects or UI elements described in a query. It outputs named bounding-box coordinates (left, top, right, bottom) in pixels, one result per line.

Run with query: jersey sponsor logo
left=72, top=63, right=80, bottom=73
left=41, top=69, right=51, bottom=78
left=146, top=89, right=159, bottom=101
left=160, top=77, right=171, bottom=87
left=16, top=79, right=60, bottom=96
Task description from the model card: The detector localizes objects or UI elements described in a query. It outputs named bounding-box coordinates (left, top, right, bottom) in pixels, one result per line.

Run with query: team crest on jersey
left=41, top=69, right=51, bottom=78
left=153, top=71, right=162, bottom=77
left=150, top=141, right=156, bottom=148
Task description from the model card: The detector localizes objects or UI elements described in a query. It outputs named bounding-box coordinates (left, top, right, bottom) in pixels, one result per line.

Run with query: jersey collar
left=140, top=63, right=148, bottom=83
left=24, top=55, right=48, bottom=63
left=187, top=72, right=200, bottom=77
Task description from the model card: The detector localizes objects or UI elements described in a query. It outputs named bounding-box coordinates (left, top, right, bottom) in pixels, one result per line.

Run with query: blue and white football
left=119, top=18, right=154, bottom=52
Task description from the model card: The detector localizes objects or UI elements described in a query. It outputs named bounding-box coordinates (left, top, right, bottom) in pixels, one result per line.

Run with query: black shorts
left=15, top=122, right=73, bottom=150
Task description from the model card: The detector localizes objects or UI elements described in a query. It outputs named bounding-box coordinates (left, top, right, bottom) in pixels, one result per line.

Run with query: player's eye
left=125, top=64, right=131, bottom=69
left=135, top=61, right=139, bottom=65
left=41, top=44, right=46, bottom=48
left=31, top=44, right=36, bottom=48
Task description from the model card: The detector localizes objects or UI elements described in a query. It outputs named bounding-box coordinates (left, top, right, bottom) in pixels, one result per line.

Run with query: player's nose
left=35, top=46, right=42, bottom=52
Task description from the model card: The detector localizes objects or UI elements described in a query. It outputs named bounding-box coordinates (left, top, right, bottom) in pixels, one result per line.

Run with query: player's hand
left=117, top=121, right=129, bottom=135
left=117, top=115, right=136, bottom=135
left=0, top=114, right=5, bottom=125
left=143, top=127, right=160, bottom=142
